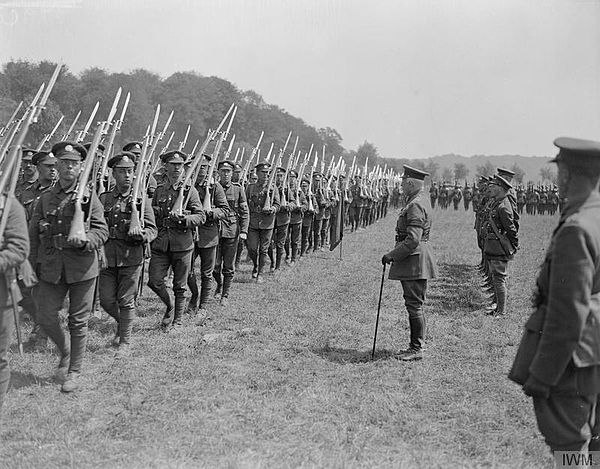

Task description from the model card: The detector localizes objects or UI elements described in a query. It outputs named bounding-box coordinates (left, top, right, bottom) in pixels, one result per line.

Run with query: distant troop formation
left=0, top=71, right=397, bottom=401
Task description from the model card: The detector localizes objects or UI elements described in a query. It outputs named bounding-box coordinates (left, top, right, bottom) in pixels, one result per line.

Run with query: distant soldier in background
left=547, top=186, right=559, bottom=215
left=516, top=186, right=526, bottom=215
left=300, top=178, right=316, bottom=256
left=284, top=169, right=307, bottom=266
left=382, top=165, right=437, bottom=361
left=510, top=137, right=600, bottom=455
left=429, top=182, right=438, bottom=209
left=463, top=183, right=472, bottom=211
left=452, top=184, right=462, bottom=210
left=349, top=175, right=363, bottom=231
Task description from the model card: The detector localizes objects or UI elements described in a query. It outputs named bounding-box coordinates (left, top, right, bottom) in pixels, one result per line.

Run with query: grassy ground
left=1, top=205, right=558, bottom=468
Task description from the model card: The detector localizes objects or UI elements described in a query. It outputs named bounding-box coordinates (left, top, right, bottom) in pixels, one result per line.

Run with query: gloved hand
left=240, top=232, right=247, bottom=240
left=381, top=254, right=393, bottom=265
left=523, top=375, right=550, bottom=399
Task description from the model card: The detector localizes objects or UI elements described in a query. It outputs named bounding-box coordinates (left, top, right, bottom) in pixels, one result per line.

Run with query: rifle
left=75, top=101, right=100, bottom=143
left=0, top=101, right=23, bottom=138
left=36, top=114, right=64, bottom=151
left=178, top=124, right=191, bottom=152
left=240, top=131, right=264, bottom=184
left=60, top=110, right=81, bottom=141
left=223, top=134, right=236, bottom=161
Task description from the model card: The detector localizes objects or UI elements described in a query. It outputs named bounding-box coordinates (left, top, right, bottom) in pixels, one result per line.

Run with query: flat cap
left=497, top=168, right=515, bottom=179
left=490, top=175, right=512, bottom=191
left=233, top=163, right=243, bottom=170
left=108, top=152, right=136, bottom=169
left=218, top=160, right=235, bottom=170
left=401, top=165, right=429, bottom=180
left=83, top=142, right=105, bottom=153
left=51, top=141, right=87, bottom=161
left=289, top=169, right=298, bottom=178
left=32, top=151, right=57, bottom=165
left=22, top=148, right=36, bottom=161
left=160, top=150, right=187, bottom=163
left=255, top=161, right=271, bottom=171
left=552, top=137, right=600, bottom=168
left=276, top=166, right=286, bottom=173
left=312, top=171, right=323, bottom=180
left=123, top=141, right=143, bottom=154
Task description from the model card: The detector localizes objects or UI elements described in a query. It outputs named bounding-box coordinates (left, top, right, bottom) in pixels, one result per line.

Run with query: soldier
left=269, top=166, right=292, bottom=271
left=285, top=170, right=307, bottom=265
left=232, top=163, right=246, bottom=269
left=0, top=195, right=29, bottom=410
left=99, top=153, right=157, bottom=356
left=213, top=160, right=248, bottom=306
left=29, top=142, right=109, bottom=393
left=381, top=165, right=437, bottom=361
left=187, top=157, right=229, bottom=316
left=510, top=137, right=600, bottom=455
left=147, top=151, right=205, bottom=330
left=463, top=183, right=472, bottom=211
left=482, top=175, right=518, bottom=316
left=429, top=182, right=438, bottom=209
left=452, top=184, right=462, bottom=210
left=123, top=141, right=159, bottom=198
left=14, top=148, right=38, bottom=202
left=245, top=162, right=280, bottom=283
left=312, top=172, right=327, bottom=250
left=348, top=175, right=363, bottom=232
left=300, top=178, right=316, bottom=256
left=17, top=150, right=57, bottom=348
left=516, top=186, right=526, bottom=215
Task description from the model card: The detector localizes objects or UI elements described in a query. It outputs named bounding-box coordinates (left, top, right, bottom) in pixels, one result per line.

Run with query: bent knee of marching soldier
left=488, top=259, right=508, bottom=278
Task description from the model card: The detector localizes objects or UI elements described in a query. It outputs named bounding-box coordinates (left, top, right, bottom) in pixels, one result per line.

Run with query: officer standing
left=29, top=142, right=109, bottom=393
left=381, top=166, right=437, bottom=361
left=147, top=151, right=205, bottom=330
left=510, top=137, right=600, bottom=454
left=213, top=160, right=249, bottom=306
left=99, top=153, right=157, bottom=356
left=0, top=195, right=29, bottom=410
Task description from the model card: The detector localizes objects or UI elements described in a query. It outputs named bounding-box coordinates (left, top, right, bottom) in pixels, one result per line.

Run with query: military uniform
left=285, top=179, right=307, bottom=263
left=270, top=174, right=293, bottom=270
left=510, top=137, right=600, bottom=453
left=29, top=142, right=109, bottom=392
left=99, top=153, right=157, bottom=351
left=147, top=151, right=206, bottom=328
left=383, top=166, right=437, bottom=360
left=246, top=163, right=280, bottom=281
left=214, top=161, right=249, bottom=302
left=300, top=182, right=316, bottom=256
left=0, top=196, right=29, bottom=409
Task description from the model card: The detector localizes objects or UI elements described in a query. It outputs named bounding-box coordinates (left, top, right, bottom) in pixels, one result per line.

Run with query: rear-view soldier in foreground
left=382, top=166, right=437, bottom=361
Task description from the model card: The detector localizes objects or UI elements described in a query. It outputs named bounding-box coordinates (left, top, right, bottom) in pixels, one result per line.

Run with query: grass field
left=1, top=205, right=558, bottom=468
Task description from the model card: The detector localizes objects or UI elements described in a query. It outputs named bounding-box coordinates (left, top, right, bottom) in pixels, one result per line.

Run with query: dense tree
left=454, top=162, right=469, bottom=181
left=441, top=166, right=453, bottom=182
left=510, top=163, right=525, bottom=184
left=540, top=166, right=557, bottom=184
left=476, top=161, right=496, bottom=178
left=355, top=141, right=379, bottom=167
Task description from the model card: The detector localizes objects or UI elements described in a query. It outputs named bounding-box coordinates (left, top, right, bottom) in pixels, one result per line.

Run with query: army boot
left=172, top=296, right=186, bottom=327
left=220, top=276, right=232, bottom=307
left=199, top=278, right=212, bottom=311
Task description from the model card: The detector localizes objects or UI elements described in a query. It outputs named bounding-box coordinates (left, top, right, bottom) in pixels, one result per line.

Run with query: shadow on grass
left=311, top=346, right=398, bottom=364
left=9, top=371, right=52, bottom=390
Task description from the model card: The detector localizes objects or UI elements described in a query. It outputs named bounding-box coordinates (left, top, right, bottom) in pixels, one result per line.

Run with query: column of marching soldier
left=428, top=179, right=563, bottom=214
left=1, top=116, right=395, bottom=397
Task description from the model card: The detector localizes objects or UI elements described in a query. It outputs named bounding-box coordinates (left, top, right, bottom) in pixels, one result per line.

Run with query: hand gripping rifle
left=35, top=114, right=64, bottom=151
left=67, top=89, right=121, bottom=245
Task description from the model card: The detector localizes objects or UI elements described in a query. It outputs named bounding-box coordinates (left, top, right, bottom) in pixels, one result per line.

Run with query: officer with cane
left=381, top=166, right=437, bottom=361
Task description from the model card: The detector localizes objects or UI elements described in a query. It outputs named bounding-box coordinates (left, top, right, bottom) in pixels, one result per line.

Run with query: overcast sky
left=1, top=0, right=599, bottom=158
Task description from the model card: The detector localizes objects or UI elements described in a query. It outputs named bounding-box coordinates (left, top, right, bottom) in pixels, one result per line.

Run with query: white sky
left=1, top=0, right=599, bottom=158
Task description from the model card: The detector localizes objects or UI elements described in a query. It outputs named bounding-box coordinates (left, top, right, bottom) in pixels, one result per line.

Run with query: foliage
left=539, top=166, right=557, bottom=184
left=355, top=140, right=379, bottom=167
left=441, top=166, right=453, bottom=182
left=453, top=162, right=469, bottom=181
left=510, top=163, right=526, bottom=184
left=475, top=161, right=496, bottom=178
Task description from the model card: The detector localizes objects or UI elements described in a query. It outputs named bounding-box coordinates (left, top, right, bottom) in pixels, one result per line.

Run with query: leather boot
left=199, top=278, right=212, bottom=310
left=119, top=307, right=135, bottom=345
left=187, top=272, right=199, bottom=311
left=409, top=316, right=425, bottom=350
left=493, top=275, right=507, bottom=315
left=275, top=251, right=283, bottom=271
left=172, top=295, right=186, bottom=327
left=150, top=284, right=173, bottom=311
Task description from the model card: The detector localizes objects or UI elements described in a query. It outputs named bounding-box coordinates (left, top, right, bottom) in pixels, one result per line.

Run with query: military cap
left=32, top=151, right=57, bottom=166
left=123, top=141, right=143, bottom=154
left=289, top=169, right=298, bottom=178
left=300, top=177, right=311, bottom=184
left=401, top=165, right=429, bottom=180
left=51, top=141, right=87, bottom=161
left=83, top=142, right=105, bottom=153
left=497, top=168, right=515, bottom=180
left=490, top=175, right=512, bottom=191
left=22, top=148, right=36, bottom=161
left=312, top=171, right=323, bottom=179
left=255, top=161, right=271, bottom=171
left=276, top=166, right=286, bottom=173
left=339, top=173, right=346, bottom=179
left=160, top=150, right=187, bottom=164
left=107, top=152, right=136, bottom=169
left=479, top=176, right=490, bottom=183
left=233, top=163, right=243, bottom=170
left=218, top=160, right=235, bottom=170
left=552, top=137, right=600, bottom=168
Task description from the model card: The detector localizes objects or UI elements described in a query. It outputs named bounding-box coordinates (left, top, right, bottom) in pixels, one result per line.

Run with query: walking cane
left=371, top=263, right=387, bottom=360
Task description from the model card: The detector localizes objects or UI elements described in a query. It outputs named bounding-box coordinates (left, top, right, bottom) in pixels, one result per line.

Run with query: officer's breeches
left=488, top=259, right=508, bottom=313
left=401, top=279, right=428, bottom=350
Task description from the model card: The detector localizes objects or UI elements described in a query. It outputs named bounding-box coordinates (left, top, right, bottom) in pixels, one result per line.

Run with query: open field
left=1, top=206, right=558, bottom=468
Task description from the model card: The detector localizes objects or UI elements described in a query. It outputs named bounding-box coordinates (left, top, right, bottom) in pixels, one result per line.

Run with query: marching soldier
left=29, top=142, right=109, bottom=393
left=0, top=195, right=29, bottom=410
left=245, top=162, right=280, bottom=283
left=269, top=166, right=292, bottom=271
left=482, top=175, right=518, bottom=316
left=312, top=172, right=327, bottom=250
left=99, top=153, right=157, bottom=356
left=213, top=160, right=249, bottom=306
left=147, top=151, right=205, bottom=330
left=123, top=141, right=159, bottom=198
left=349, top=175, right=363, bottom=232
left=510, top=137, right=600, bottom=454
left=381, top=166, right=437, bottom=361
left=300, top=178, right=316, bottom=256
left=14, top=148, right=38, bottom=202
left=429, top=182, right=438, bottom=209
left=187, top=157, right=229, bottom=316
left=452, top=184, right=462, bottom=210
left=285, top=170, right=307, bottom=265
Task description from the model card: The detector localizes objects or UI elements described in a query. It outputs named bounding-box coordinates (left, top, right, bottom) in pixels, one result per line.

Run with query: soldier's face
left=276, top=171, right=285, bottom=185
left=300, top=181, right=309, bottom=192
left=57, top=158, right=81, bottom=184
left=113, top=167, right=134, bottom=190
left=219, top=168, right=232, bottom=186
left=22, top=160, right=37, bottom=179
left=257, top=169, right=269, bottom=184
left=37, top=162, right=57, bottom=183
left=250, top=173, right=258, bottom=184
left=232, top=169, right=241, bottom=182
left=166, top=162, right=184, bottom=181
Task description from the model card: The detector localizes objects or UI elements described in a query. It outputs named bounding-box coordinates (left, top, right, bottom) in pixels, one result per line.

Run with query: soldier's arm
left=28, top=194, right=43, bottom=266
left=530, top=223, right=596, bottom=386
left=498, top=203, right=518, bottom=246
left=297, top=190, right=308, bottom=212
left=142, top=195, right=158, bottom=244
left=184, top=186, right=207, bottom=227
left=238, top=187, right=250, bottom=235
left=84, top=191, right=109, bottom=251
left=271, top=185, right=280, bottom=210
left=0, top=198, right=29, bottom=273
left=386, top=204, right=425, bottom=262
left=210, top=183, right=230, bottom=221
